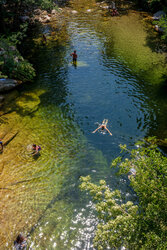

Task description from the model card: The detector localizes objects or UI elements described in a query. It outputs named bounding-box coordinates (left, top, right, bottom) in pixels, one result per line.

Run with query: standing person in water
left=70, top=50, right=77, bottom=63
left=92, top=119, right=112, bottom=136
left=14, top=233, right=27, bottom=249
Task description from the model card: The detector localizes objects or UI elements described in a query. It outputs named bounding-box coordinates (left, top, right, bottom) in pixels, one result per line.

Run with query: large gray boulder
left=0, top=79, right=18, bottom=92
left=153, top=11, right=166, bottom=20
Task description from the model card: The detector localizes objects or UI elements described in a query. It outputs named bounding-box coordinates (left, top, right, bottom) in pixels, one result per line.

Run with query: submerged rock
left=15, top=92, right=40, bottom=114
left=0, top=90, right=19, bottom=116
left=71, top=10, right=78, bottom=14
left=86, top=9, right=92, bottom=13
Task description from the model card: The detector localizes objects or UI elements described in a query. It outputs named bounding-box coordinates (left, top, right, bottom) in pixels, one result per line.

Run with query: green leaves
left=80, top=138, right=167, bottom=249
left=158, top=15, right=167, bottom=42
left=80, top=175, right=138, bottom=249
left=0, top=37, right=35, bottom=82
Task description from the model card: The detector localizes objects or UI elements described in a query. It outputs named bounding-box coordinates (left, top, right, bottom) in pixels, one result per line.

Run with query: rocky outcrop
left=15, top=92, right=41, bottom=114
left=152, top=10, right=166, bottom=20
left=33, top=8, right=60, bottom=23
left=0, top=79, right=20, bottom=93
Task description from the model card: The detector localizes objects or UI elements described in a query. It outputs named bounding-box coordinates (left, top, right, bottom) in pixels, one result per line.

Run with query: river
left=0, top=0, right=167, bottom=249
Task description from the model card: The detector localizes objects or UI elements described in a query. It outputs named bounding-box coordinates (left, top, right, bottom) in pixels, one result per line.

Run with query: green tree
left=80, top=138, right=167, bottom=249
left=133, top=0, right=164, bottom=11
left=0, top=0, right=54, bottom=33
left=158, top=15, right=167, bottom=42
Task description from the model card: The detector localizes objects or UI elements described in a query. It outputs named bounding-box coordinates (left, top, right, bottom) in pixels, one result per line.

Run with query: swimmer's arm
left=21, top=239, right=27, bottom=247
left=105, top=128, right=112, bottom=136
left=32, top=150, right=38, bottom=155
left=92, top=125, right=102, bottom=133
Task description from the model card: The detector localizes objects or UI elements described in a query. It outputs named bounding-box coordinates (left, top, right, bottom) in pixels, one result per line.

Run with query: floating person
left=0, top=139, right=3, bottom=153
left=32, top=144, right=41, bottom=156
left=70, top=50, right=77, bottom=64
left=92, top=119, right=112, bottom=136
left=14, top=233, right=27, bottom=250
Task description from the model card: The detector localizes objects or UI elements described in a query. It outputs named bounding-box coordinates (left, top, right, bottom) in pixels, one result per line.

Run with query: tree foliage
left=0, top=0, right=54, bottom=33
left=158, top=15, right=167, bottom=42
left=0, top=0, right=51, bottom=81
left=134, top=0, right=164, bottom=11
left=0, top=37, right=35, bottom=82
left=80, top=138, right=167, bottom=249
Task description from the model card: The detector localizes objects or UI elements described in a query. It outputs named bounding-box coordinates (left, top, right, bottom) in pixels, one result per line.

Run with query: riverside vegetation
left=0, top=0, right=58, bottom=82
left=80, top=138, right=167, bottom=249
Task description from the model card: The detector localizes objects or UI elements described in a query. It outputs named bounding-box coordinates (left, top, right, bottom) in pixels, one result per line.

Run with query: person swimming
left=32, top=144, right=41, bottom=156
left=14, top=233, right=27, bottom=250
left=92, top=119, right=112, bottom=136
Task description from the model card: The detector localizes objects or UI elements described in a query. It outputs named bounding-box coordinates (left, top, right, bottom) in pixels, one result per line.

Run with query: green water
left=1, top=0, right=167, bottom=249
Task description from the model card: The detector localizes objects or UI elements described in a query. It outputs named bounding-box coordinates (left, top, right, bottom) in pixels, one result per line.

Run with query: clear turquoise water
left=1, top=4, right=167, bottom=249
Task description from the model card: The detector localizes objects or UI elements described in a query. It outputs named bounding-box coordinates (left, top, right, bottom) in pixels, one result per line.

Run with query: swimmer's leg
left=103, top=119, right=108, bottom=125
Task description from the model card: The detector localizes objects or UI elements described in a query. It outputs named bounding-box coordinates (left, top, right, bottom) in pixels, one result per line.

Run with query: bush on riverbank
left=80, top=138, right=167, bottom=249
left=132, top=0, right=167, bottom=47
left=157, top=15, right=167, bottom=42
left=0, top=0, right=55, bottom=34
left=0, top=37, right=35, bottom=82
left=134, top=0, right=163, bottom=12
left=0, top=0, right=56, bottom=82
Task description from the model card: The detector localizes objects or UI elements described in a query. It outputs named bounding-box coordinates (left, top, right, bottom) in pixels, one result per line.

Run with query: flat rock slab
left=153, top=10, right=166, bottom=20
left=0, top=79, right=18, bottom=92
